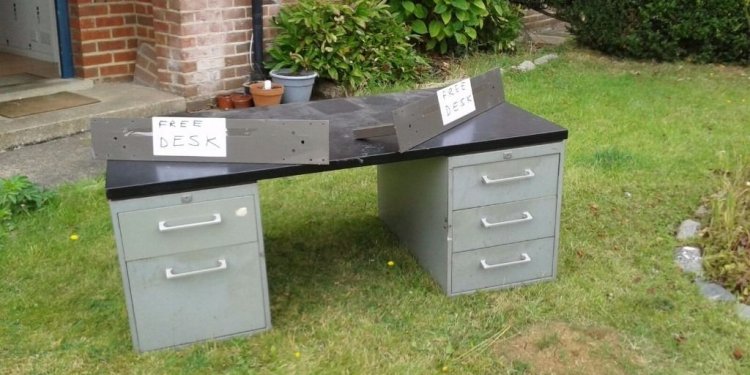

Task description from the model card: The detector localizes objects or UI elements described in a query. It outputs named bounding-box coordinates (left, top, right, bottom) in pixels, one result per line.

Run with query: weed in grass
left=0, top=175, right=55, bottom=242
left=589, top=148, right=636, bottom=171
left=701, top=152, right=750, bottom=303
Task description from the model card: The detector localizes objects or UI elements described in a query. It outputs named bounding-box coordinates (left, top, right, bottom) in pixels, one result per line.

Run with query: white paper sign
left=437, top=78, right=476, bottom=126
left=152, top=117, right=227, bottom=157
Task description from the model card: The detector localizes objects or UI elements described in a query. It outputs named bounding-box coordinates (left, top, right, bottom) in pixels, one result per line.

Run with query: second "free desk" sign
left=436, top=79, right=476, bottom=126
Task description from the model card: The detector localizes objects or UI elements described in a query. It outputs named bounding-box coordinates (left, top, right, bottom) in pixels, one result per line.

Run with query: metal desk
left=105, top=90, right=568, bottom=352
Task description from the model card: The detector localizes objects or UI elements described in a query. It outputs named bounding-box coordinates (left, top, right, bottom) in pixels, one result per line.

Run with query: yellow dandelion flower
left=69, top=234, right=79, bottom=241
left=387, top=260, right=395, bottom=267
left=294, top=351, right=301, bottom=358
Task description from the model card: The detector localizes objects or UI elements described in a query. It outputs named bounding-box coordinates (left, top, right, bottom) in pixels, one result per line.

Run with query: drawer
left=452, top=154, right=559, bottom=210
left=451, top=237, right=554, bottom=294
left=452, top=195, right=557, bottom=252
left=127, top=243, right=268, bottom=352
left=118, top=196, right=258, bottom=261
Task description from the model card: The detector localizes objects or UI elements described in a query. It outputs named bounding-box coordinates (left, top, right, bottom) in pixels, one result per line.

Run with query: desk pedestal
left=378, top=142, right=565, bottom=295
left=109, top=184, right=271, bottom=352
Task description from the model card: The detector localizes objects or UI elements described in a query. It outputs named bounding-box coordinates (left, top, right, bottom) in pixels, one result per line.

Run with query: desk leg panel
left=377, top=158, right=450, bottom=293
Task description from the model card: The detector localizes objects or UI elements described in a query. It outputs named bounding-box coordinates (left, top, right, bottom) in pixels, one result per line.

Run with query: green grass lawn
left=2, top=47, right=750, bottom=374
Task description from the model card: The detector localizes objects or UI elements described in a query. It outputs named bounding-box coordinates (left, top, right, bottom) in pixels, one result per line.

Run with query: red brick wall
left=151, top=0, right=254, bottom=100
left=68, top=0, right=140, bottom=81
left=135, top=1, right=155, bottom=43
left=69, top=0, right=284, bottom=102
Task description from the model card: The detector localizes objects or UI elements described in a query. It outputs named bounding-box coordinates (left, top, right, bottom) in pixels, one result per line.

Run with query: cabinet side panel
left=108, top=200, right=140, bottom=350
left=552, top=142, right=566, bottom=279
left=378, top=158, right=449, bottom=292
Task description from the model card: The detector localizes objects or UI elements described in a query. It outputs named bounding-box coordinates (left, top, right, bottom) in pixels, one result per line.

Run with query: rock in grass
left=736, top=304, right=750, bottom=321
left=674, top=246, right=703, bottom=275
left=533, top=53, right=559, bottom=65
left=676, top=219, right=701, bottom=240
left=696, top=279, right=735, bottom=302
left=694, top=205, right=710, bottom=218
left=514, top=60, right=536, bottom=72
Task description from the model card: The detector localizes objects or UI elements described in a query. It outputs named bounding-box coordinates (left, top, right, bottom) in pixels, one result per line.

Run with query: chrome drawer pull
left=481, top=211, right=533, bottom=228
left=481, top=169, right=535, bottom=184
left=158, top=213, right=222, bottom=232
left=480, top=253, right=531, bottom=270
left=165, top=259, right=227, bottom=279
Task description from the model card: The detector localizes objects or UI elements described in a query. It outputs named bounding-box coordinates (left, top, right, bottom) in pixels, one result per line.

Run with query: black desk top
left=106, top=91, right=567, bottom=200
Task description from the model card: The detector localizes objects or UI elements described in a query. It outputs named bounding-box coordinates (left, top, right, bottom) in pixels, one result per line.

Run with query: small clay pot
left=216, top=94, right=233, bottom=110
left=248, top=82, right=284, bottom=107
left=231, top=93, right=253, bottom=108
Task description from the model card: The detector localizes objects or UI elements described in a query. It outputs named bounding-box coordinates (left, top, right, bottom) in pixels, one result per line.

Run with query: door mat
left=0, top=92, right=100, bottom=118
left=0, top=73, right=43, bottom=88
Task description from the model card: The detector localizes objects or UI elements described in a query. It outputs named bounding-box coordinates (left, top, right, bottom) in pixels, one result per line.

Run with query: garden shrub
left=512, top=0, right=750, bottom=64
left=266, top=0, right=429, bottom=92
left=389, top=0, right=523, bottom=53
left=0, top=175, right=55, bottom=234
left=701, top=157, right=750, bottom=303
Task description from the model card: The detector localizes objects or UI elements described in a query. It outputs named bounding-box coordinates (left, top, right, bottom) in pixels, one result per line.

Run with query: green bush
left=477, top=0, right=524, bottom=52
left=0, top=175, right=55, bottom=233
left=389, top=0, right=522, bottom=53
left=514, top=0, right=750, bottom=64
left=266, top=0, right=429, bottom=92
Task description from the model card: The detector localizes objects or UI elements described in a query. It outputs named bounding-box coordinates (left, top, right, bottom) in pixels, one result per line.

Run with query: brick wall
left=69, top=0, right=285, bottom=103
left=135, top=1, right=155, bottom=43
left=68, top=0, right=140, bottom=81
left=152, top=0, right=255, bottom=100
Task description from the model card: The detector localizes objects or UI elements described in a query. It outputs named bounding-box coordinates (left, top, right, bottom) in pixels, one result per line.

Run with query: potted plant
left=247, top=80, right=284, bottom=107
left=269, top=68, right=317, bottom=103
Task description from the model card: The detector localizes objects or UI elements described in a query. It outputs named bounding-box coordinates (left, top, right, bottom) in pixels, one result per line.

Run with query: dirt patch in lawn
left=495, top=322, right=646, bottom=374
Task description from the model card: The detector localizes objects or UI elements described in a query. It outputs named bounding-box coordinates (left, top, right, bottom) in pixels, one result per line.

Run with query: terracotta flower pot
left=248, top=82, right=284, bottom=107
left=216, top=94, right=233, bottom=110
left=231, top=93, right=253, bottom=108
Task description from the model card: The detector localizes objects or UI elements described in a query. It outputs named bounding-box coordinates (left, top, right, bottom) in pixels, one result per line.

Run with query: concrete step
left=527, top=32, right=569, bottom=46
left=0, top=82, right=186, bottom=150
left=524, top=17, right=560, bottom=31
left=0, top=78, right=94, bottom=102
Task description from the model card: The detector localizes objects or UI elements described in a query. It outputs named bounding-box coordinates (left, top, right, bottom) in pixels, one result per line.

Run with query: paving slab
left=0, top=132, right=104, bottom=187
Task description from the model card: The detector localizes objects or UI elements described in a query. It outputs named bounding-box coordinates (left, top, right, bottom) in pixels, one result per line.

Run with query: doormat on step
left=0, top=91, right=99, bottom=118
left=0, top=73, right=43, bottom=88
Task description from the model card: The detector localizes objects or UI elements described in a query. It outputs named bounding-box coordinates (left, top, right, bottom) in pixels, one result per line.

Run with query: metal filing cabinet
left=109, top=184, right=271, bottom=352
left=378, top=142, right=564, bottom=296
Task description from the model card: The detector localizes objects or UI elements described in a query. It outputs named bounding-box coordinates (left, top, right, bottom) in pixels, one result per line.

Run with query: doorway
left=0, top=0, right=73, bottom=78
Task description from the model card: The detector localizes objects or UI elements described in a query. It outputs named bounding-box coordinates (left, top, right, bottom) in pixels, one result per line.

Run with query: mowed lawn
left=1, top=47, right=749, bottom=374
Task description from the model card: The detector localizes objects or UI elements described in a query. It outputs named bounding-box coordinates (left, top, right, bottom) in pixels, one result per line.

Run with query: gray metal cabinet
left=109, top=184, right=271, bottom=352
left=378, top=142, right=565, bottom=296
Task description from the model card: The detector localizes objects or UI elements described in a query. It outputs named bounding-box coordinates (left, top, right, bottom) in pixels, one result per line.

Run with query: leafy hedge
left=266, top=0, right=428, bottom=92
left=389, top=0, right=523, bottom=53
left=512, top=0, right=750, bottom=64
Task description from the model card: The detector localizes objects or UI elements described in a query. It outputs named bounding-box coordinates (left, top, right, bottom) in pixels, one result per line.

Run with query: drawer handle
left=165, top=259, right=227, bottom=279
left=481, top=211, right=533, bottom=228
left=480, top=253, right=531, bottom=270
left=158, top=213, right=222, bottom=232
left=481, top=169, right=535, bottom=184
